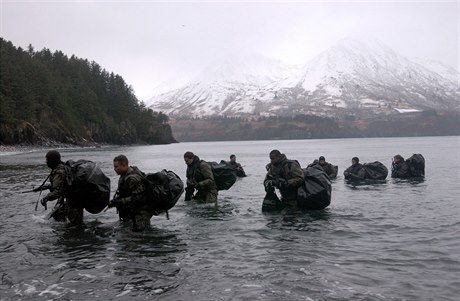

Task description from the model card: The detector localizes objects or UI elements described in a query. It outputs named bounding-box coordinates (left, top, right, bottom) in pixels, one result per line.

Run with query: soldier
left=263, top=150, right=304, bottom=207
left=184, top=151, right=218, bottom=204
left=343, top=157, right=366, bottom=180
left=391, top=154, right=411, bottom=178
left=229, top=154, right=246, bottom=177
left=110, top=155, right=154, bottom=232
left=41, top=150, right=84, bottom=224
left=311, top=156, right=338, bottom=179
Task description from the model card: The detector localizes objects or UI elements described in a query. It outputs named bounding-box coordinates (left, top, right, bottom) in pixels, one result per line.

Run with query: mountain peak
left=191, top=52, right=295, bottom=86
left=149, top=38, right=459, bottom=117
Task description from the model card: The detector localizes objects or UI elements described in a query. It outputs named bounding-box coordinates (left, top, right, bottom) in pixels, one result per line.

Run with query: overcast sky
left=1, top=0, right=459, bottom=100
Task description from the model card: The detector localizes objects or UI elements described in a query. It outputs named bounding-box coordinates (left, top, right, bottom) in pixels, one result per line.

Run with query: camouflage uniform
left=264, top=154, right=304, bottom=207
left=322, top=163, right=337, bottom=179
left=46, top=163, right=84, bottom=225
left=343, top=163, right=366, bottom=180
left=391, top=161, right=411, bottom=178
left=115, top=166, right=154, bottom=232
left=185, top=156, right=218, bottom=204
left=312, top=161, right=338, bottom=179
left=229, top=161, right=246, bottom=177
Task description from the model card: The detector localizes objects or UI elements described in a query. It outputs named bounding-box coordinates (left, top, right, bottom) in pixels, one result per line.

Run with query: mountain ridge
left=148, top=38, right=459, bottom=117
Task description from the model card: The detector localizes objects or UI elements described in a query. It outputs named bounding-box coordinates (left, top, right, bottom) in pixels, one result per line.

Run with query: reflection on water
left=392, top=177, right=426, bottom=185
left=344, top=179, right=388, bottom=190
left=1, top=136, right=460, bottom=300
left=263, top=209, right=332, bottom=232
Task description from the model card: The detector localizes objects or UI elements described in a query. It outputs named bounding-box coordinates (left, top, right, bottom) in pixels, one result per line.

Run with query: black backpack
left=132, top=167, right=184, bottom=218
left=297, top=165, right=332, bottom=210
left=64, top=160, right=110, bottom=214
left=146, top=170, right=184, bottom=213
left=362, top=161, right=388, bottom=180
left=406, top=154, right=425, bottom=177
left=206, top=161, right=237, bottom=191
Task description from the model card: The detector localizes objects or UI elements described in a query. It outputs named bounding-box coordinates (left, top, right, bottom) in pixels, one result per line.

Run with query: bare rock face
left=0, top=122, right=38, bottom=144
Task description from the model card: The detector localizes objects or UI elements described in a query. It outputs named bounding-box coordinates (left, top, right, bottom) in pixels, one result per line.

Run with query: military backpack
left=362, top=161, right=388, bottom=180
left=64, top=160, right=111, bottom=214
left=205, top=161, right=237, bottom=191
left=132, top=167, right=184, bottom=218
left=406, top=154, right=425, bottom=177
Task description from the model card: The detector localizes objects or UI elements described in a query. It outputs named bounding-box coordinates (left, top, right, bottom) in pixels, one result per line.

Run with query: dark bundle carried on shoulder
left=362, top=161, right=388, bottom=180
left=145, top=169, right=185, bottom=216
left=130, top=167, right=184, bottom=218
left=406, top=154, right=425, bottom=177
left=65, top=160, right=111, bottom=214
left=206, top=161, right=237, bottom=190
left=297, top=165, right=332, bottom=210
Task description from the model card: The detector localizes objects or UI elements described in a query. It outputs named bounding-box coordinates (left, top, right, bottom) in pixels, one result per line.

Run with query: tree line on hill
left=170, top=111, right=460, bottom=141
left=0, top=38, right=175, bottom=145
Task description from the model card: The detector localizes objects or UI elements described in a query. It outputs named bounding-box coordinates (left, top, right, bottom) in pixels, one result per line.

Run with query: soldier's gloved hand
left=187, top=181, right=196, bottom=190
left=275, top=179, right=288, bottom=189
left=184, top=194, right=192, bottom=202
left=264, top=180, right=274, bottom=192
left=40, top=197, right=48, bottom=208
left=109, top=197, right=125, bottom=208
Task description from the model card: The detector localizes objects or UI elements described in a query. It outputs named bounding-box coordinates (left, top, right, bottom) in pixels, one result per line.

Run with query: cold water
left=1, top=136, right=459, bottom=300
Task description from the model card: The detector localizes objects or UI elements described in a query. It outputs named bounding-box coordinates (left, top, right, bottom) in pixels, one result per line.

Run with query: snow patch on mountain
left=412, top=57, right=459, bottom=84
left=149, top=38, right=460, bottom=117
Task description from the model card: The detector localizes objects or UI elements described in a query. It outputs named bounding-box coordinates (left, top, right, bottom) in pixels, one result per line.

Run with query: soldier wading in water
left=264, top=150, right=304, bottom=208
left=110, top=155, right=156, bottom=232
left=41, top=150, right=84, bottom=224
left=184, top=151, right=218, bottom=204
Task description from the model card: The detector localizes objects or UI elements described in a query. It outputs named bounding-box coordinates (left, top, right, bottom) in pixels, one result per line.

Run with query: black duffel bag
left=297, top=165, right=332, bottom=210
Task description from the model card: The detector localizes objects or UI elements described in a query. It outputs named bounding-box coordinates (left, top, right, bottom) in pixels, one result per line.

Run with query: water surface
left=1, top=136, right=459, bottom=300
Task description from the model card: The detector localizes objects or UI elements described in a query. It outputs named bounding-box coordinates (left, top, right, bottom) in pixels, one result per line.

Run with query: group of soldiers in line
left=37, top=149, right=421, bottom=231
left=38, top=150, right=246, bottom=231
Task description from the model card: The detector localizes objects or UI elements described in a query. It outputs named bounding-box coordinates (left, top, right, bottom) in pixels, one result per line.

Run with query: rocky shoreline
left=0, top=141, right=105, bottom=155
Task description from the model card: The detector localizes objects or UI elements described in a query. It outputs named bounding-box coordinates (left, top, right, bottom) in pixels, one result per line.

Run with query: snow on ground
left=394, top=108, right=422, bottom=113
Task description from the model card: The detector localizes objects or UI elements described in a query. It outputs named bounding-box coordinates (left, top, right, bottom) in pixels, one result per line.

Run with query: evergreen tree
left=0, top=38, right=175, bottom=145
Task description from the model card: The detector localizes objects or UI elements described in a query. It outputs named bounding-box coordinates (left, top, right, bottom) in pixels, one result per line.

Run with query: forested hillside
left=0, top=38, right=175, bottom=145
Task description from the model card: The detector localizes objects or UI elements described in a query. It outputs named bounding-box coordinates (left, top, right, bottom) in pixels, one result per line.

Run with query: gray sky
left=1, top=0, right=459, bottom=100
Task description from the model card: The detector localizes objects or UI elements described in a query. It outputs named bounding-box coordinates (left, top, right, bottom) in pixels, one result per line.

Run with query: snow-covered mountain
left=149, top=38, right=460, bottom=117
left=147, top=53, right=299, bottom=116
left=412, top=57, right=459, bottom=84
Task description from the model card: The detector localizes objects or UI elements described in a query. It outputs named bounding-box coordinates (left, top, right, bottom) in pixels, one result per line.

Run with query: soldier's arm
left=352, top=167, right=367, bottom=180
left=391, top=164, right=400, bottom=178
left=287, top=162, right=304, bottom=188
left=44, top=169, right=66, bottom=201
left=196, top=162, right=214, bottom=189
left=127, top=176, right=146, bottom=206
left=185, top=178, right=196, bottom=198
left=263, top=172, right=272, bottom=187
left=329, top=164, right=338, bottom=178
left=401, top=162, right=411, bottom=177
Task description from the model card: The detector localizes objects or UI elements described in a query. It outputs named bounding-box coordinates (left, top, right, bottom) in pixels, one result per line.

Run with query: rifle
left=110, top=193, right=139, bottom=231
left=22, top=184, right=52, bottom=194
left=22, top=174, right=51, bottom=211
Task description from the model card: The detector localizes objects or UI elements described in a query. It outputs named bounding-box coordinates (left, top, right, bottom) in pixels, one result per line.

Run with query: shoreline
left=0, top=143, right=106, bottom=156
